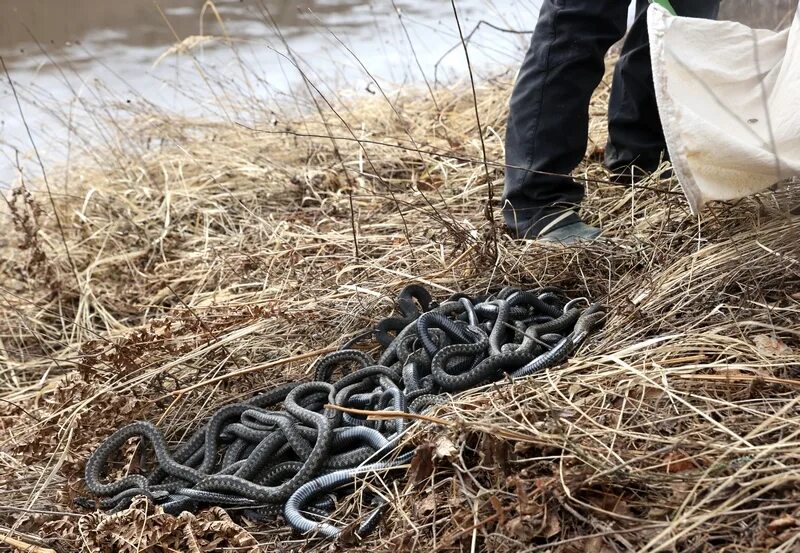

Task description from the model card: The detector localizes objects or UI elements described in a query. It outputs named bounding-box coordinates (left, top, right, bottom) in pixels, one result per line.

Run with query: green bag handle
left=650, top=0, right=677, bottom=15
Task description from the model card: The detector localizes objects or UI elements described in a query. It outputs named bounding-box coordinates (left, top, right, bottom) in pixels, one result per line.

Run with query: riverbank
left=1, top=65, right=799, bottom=552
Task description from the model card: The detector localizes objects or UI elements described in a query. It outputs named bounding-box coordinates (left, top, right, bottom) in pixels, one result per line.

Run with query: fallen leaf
left=753, top=334, right=792, bottom=356
left=774, top=528, right=799, bottom=544
left=665, top=451, right=698, bottom=473
left=642, top=386, right=665, bottom=401
left=489, top=496, right=506, bottom=526
left=434, top=436, right=457, bottom=460
left=584, top=535, right=619, bottom=553
left=418, top=495, right=436, bottom=515
left=506, top=515, right=537, bottom=541
left=542, top=511, right=561, bottom=538
left=768, top=515, right=798, bottom=533
left=509, top=475, right=536, bottom=516
left=505, top=511, right=561, bottom=541
left=407, top=444, right=434, bottom=485
left=338, top=521, right=360, bottom=546
left=589, top=492, right=633, bottom=518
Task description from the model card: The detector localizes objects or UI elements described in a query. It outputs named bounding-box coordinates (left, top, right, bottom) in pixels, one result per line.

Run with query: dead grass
left=1, top=60, right=799, bottom=553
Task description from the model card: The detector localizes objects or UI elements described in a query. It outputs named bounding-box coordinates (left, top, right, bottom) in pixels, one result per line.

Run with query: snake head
left=574, top=304, right=607, bottom=336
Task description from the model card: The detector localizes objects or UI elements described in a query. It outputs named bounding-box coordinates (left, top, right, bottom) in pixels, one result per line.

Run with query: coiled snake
left=83, top=285, right=605, bottom=538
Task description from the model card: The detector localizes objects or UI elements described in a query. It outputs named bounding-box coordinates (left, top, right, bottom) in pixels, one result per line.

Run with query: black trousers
left=503, top=0, right=720, bottom=238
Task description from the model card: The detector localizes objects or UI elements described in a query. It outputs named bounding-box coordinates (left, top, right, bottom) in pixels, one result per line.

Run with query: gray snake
left=83, top=285, right=605, bottom=538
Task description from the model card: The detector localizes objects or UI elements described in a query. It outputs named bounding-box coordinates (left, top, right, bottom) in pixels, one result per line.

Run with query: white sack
left=648, top=5, right=800, bottom=213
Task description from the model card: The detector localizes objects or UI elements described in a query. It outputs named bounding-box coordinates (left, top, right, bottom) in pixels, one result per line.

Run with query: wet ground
left=1, top=0, right=796, bottom=185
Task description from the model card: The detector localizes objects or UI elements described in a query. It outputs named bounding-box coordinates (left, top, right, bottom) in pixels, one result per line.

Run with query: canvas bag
left=648, top=4, right=800, bottom=213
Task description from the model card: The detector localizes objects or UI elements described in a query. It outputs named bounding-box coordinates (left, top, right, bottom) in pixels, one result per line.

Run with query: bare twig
left=449, top=0, right=498, bottom=258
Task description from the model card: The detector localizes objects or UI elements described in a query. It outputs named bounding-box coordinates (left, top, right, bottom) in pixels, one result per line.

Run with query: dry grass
left=1, top=60, right=799, bottom=553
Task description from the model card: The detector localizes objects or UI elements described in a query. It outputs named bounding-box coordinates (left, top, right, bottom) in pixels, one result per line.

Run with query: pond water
left=0, top=0, right=796, bottom=186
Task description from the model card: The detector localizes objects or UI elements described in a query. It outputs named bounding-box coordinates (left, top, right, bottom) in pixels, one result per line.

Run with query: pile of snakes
left=84, top=285, right=605, bottom=538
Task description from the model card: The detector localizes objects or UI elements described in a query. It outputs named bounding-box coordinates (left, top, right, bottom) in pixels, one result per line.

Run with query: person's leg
left=605, top=0, right=721, bottom=175
left=503, top=0, right=629, bottom=239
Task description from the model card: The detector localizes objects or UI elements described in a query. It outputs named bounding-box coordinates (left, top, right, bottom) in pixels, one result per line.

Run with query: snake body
left=84, top=285, right=605, bottom=538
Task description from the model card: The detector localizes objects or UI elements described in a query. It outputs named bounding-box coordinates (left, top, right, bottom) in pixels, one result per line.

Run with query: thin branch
left=449, top=0, right=498, bottom=257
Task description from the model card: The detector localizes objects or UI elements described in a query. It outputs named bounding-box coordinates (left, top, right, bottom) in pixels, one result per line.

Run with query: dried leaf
left=542, top=511, right=561, bottom=538
left=753, top=334, right=792, bottom=356
left=774, top=529, right=799, bottom=544
left=485, top=436, right=510, bottom=474
left=338, top=520, right=360, bottom=546
left=642, top=386, right=664, bottom=400
left=489, top=496, right=506, bottom=526
left=584, top=535, right=620, bottom=553
left=768, top=515, right=798, bottom=533
left=506, top=515, right=537, bottom=541
left=509, top=475, right=536, bottom=516
left=665, top=451, right=698, bottom=473
left=77, top=498, right=259, bottom=553
left=407, top=443, right=434, bottom=485
left=434, top=436, right=457, bottom=460
left=504, top=511, right=560, bottom=541
left=418, top=495, right=436, bottom=514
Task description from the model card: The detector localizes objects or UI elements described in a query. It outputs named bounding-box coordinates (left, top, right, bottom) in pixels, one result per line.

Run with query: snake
left=83, top=284, right=605, bottom=538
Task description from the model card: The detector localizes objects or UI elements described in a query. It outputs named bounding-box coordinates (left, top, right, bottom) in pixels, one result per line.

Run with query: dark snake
left=83, top=285, right=605, bottom=538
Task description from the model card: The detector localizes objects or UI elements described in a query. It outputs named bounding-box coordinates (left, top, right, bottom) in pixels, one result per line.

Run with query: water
left=0, top=0, right=796, bottom=186
left=0, top=0, right=541, bottom=185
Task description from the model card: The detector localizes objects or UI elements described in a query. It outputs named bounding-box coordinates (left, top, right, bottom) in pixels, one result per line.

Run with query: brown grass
left=1, top=60, right=799, bottom=553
